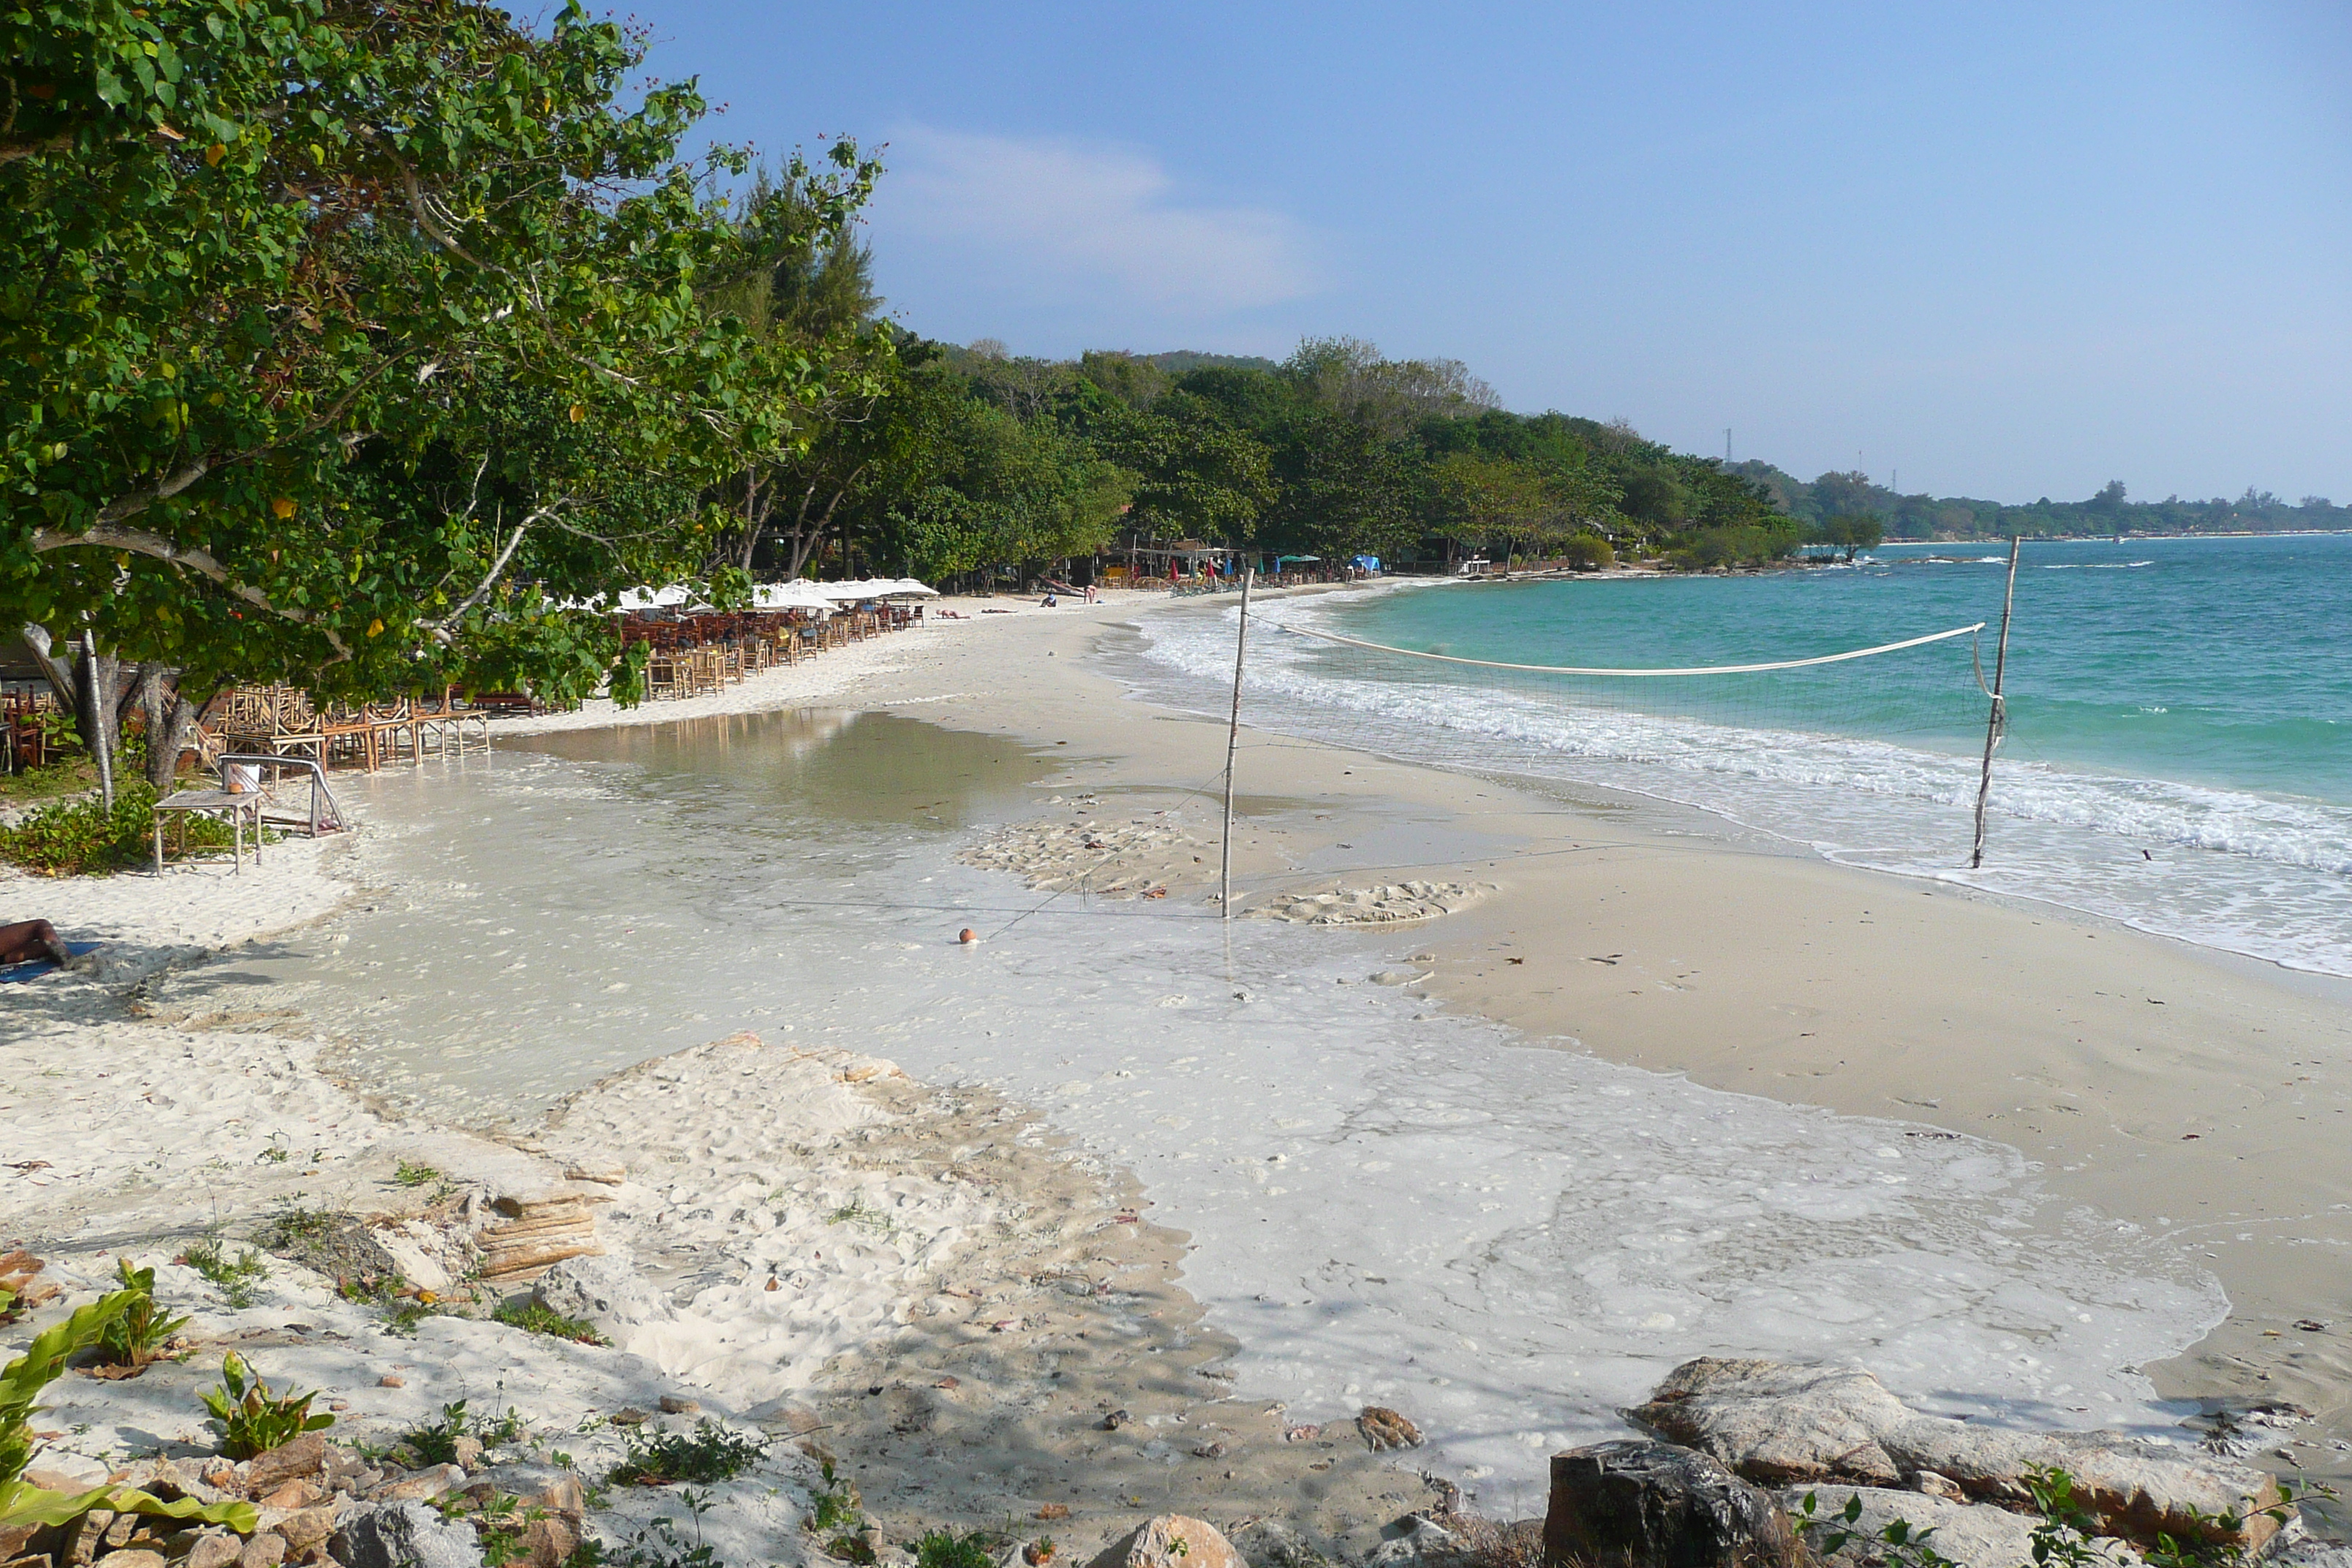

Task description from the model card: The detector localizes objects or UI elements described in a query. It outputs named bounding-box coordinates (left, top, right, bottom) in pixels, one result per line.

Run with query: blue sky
left=620, top=1, right=2351, bottom=505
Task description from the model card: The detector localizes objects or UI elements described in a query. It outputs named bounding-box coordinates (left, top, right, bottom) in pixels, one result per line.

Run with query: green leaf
left=0, top=1480, right=257, bottom=1534
left=2, top=1293, right=134, bottom=1487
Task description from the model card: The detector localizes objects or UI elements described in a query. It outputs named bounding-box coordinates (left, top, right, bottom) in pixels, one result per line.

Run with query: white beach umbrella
left=614, top=585, right=693, bottom=612
left=752, top=581, right=839, bottom=613
left=819, top=579, right=887, bottom=601
left=886, top=578, right=940, bottom=598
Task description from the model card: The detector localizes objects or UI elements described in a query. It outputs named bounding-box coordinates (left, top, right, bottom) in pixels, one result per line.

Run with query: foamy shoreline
left=4, top=584, right=2350, bottom=1557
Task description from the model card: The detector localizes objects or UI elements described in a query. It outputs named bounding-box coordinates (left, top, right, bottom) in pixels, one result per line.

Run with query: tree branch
left=29, top=523, right=350, bottom=657
left=421, top=500, right=559, bottom=642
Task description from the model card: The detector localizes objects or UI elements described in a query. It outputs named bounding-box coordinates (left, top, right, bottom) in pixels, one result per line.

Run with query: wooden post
left=1971, top=537, right=2021, bottom=870
left=1221, top=568, right=1254, bottom=921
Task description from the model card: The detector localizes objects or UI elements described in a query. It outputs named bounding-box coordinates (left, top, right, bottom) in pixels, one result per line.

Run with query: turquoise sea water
left=1132, top=535, right=2352, bottom=976
left=1351, top=535, right=2352, bottom=803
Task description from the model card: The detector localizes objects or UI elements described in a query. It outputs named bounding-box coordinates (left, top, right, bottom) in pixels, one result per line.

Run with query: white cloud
left=882, top=125, right=1316, bottom=315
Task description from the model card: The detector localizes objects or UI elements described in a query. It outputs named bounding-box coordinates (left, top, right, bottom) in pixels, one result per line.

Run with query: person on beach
left=0, top=919, right=90, bottom=970
left=1040, top=592, right=1058, bottom=608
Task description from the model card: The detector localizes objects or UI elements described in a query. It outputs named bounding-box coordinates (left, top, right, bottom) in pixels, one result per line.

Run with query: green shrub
left=491, top=1297, right=610, bottom=1346
left=912, top=1530, right=999, bottom=1568
left=181, top=1237, right=268, bottom=1309
left=1557, top=532, right=1615, bottom=570
left=606, top=1420, right=765, bottom=1486
left=399, top=1401, right=525, bottom=1466
left=200, top=1352, right=333, bottom=1459
left=402, top=1402, right=473, bottom=1466
left=94, top=1259, right=189, bottom=1371
left=0, top=784, right=242, bottom=876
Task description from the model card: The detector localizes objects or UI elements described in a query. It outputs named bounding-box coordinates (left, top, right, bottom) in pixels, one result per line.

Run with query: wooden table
left=152, top=787, right=266, bottom=873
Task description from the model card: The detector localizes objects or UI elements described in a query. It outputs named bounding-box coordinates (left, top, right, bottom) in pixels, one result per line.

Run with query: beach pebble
left=377, top=1375, right=404, bottom=1388
left=234, top=1534, right=285, bottom=1568
left=1085, top=1515, right=1244, bottom=1568
left=274, top=1507, right=342, bottom=1558
left=244, top=1433, right=327, bottom=1496
left=179, top=1531, right=244, bottom=1568
left=376, top=1465, right=465, bottom=1503
left=1356, top=1406, right=1423, bottom=1451
left=657, top=1395, right=700, bottom=1415
left=257, top=1480, right=320, bottom=1511
left=334, top=1501, right=483, bottom=1568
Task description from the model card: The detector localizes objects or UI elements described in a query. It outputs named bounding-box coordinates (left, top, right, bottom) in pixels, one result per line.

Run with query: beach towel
left=0, top=941, right=100, bottom=984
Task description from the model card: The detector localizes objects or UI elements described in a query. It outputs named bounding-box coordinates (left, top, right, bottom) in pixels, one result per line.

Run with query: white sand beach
left=4, top=589, right=2349, bottom=1568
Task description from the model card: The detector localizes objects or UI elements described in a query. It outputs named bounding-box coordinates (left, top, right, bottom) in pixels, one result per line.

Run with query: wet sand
left=817, top=592, right=2352, bottom=1507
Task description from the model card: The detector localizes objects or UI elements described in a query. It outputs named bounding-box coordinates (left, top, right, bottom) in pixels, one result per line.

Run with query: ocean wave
left=2037, top=561, right=2155, bottom=570
left=1129, top=600, right=2352, bottom=975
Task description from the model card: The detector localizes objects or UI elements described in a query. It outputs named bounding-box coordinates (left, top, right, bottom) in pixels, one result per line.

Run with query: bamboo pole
left=1221, top=568, right=1254, bottom=921
left=1970, top=536, right=2021, bottom=869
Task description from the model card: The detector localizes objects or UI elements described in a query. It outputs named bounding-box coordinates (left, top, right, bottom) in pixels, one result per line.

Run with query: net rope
left=1210, top=600, right=2000, bottom=870
left=1279, top=620, right=1986, bottom=677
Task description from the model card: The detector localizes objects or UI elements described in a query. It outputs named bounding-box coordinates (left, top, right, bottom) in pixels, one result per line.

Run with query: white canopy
left=815, top=576, right=938, bottom=600
left=613, top=585, right=693, bottom=612
left=751, top=581, right=839, bottom=613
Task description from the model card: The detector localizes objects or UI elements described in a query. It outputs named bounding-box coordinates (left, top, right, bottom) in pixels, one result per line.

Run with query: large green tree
left=2, top=0, right=872, bottom=774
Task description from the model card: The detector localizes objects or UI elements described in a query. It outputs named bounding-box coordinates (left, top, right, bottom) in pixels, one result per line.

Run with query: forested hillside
left=1731, top=464, right=2349, bottom=541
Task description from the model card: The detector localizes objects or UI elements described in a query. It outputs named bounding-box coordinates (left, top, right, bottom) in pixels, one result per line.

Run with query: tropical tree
left=1425, top=452, right=1552, bottom=564
left=1813, top=513, right=1885, bottom=562
left=1, top=0, right=875, bottom=774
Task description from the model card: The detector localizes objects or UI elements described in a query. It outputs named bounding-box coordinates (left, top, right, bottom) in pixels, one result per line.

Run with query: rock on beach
left=1627, top=1357, right=2287, bottom=1553
left=1546, top=1440, right=1804, bottom=1568
left=1085, top=1516, right=1245, bottom=1568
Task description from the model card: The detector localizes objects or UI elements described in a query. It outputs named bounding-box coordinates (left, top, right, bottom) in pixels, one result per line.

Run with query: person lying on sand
left=0, top=919, right=92, bottom=971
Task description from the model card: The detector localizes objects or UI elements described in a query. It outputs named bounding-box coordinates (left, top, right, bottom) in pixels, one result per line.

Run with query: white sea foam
left=211, top=742, right=2224, bottom=1506
left=1126, top=597, right=2352, bottom=976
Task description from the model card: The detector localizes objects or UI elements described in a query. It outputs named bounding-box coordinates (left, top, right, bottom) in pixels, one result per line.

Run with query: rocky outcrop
left=1545, top=1440, right=1803, bottom=1568
left=1628, top=1358, right=2285, bottom=1553
left=473, top=1194, right=601, bottom=1283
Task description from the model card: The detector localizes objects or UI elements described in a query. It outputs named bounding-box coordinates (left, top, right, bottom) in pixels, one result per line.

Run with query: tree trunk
left=140, top=676, right=210, bottom=791
left=21, top=622, right=78, bottom=715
